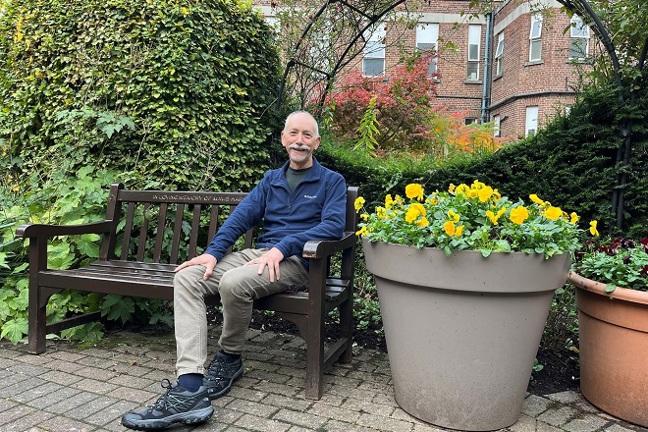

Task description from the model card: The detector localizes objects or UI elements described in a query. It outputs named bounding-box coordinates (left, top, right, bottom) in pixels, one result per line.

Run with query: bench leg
left=304, top=318, right=325, bottom=400
left=339, top=296, right=353, bottom=364
left=28, top=287, right=48, bottom=354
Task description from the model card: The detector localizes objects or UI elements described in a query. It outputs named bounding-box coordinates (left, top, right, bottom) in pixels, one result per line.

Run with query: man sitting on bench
left=122, top=111, right=347, bottom=431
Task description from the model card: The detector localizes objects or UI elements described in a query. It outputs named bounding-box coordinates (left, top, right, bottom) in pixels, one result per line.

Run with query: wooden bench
left=16, top=183, right=359, bottom=400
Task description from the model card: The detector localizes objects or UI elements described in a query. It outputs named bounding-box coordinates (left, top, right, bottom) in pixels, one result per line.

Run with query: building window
left=467, top=25, right=481, bottom=80
left=529, top=14, right=542, bottom=62
left=363, top=23, right=386, bottom=77
left=416, top=23, right=439, bottom=75
left=465, top=118, right=478, bottom=125
left=495, top=32, right=504, bottom=76
left=493, top=115, right=501, bottom=137
left=569, top=16, right=589, bottom=59
left=525, top=106, right=539, bottom=137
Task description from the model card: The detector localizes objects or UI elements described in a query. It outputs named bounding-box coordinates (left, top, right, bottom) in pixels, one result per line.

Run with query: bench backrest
left=100, top=183, right=358, bottom=265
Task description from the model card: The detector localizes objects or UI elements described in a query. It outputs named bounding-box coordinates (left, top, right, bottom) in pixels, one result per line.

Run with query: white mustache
left=289, top=144, right=310, bottom=151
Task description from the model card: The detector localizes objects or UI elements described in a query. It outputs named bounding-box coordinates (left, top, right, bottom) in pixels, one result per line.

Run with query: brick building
left=253, top=0, right=591, bottom=139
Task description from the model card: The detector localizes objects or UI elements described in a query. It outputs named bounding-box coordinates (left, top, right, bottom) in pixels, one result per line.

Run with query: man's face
left=281, top=113, right=321, bottom=169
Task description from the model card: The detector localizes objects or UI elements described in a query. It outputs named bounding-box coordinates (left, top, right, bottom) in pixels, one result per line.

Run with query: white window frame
left=569, top=15, right=589, bottom=60
left=493, top=115, right=501, bottom=137
left=467, top=25, right=481, bottom=80
left=363, top=23, right=386, bottom=77
left=529, top=14, right=542, bottom=62
left=525, top=106, right=539, bottom=137
left=416, top=23, right=439, bottom=75
left=495, top=32, right=504, bottom=76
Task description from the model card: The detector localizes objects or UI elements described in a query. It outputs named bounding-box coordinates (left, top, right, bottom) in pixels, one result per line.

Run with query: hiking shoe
left=203, top=351, right=243, bottom=400
left=121, top=379, right=214, bottom=431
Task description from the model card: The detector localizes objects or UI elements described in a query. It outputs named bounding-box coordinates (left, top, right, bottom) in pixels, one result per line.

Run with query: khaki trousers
left=173, top=248, right=309, bottom=377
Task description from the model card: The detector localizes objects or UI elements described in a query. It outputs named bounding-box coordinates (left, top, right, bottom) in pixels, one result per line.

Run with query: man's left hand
left=245, top=247, right=285, bottom=282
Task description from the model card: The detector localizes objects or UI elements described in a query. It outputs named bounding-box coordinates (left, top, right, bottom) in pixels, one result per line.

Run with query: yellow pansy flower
left=444, top=221, right=456, bottom=236
left=478, top=186, right=493, bottom=202
left=570, top=212, right=579, bottom=224
left=544, top=206, right=562, bottom=221
left=385, top=194, right=394, bottom=209
left=455, top=225, right=465, bottom=236
left=356, top=226, right=368, bottom=236
left=471, top=180, right=485, bottom=190
left=354, top=197, right=365, bottom=212
left=455, top=184, right=470, bottom=195
left=405, top=183, right=424, bottom=201
left=426, top=195, right=438, bottom=205
left=376, top=207, right=387, bottom=219
left=468, top=189, right=479, bottom=199
left=360, top=213, right=369, bottom=221
left=405, top=207, right=421, bottom=223
left=492, top=189, right=502, bottom=202
left=510, top=206, right=529, bottom=225
left=448, top=183, right=456, bottom=193
left=417, top=217, right=430, bottom=228
left=589, top=220, right=600, bottom=236
left=447, top=209, right=460, bottom=222
left=411, top=203, right=426, bottom=217
left=529, top=194, right=545, bottom=206
left=486, top=210, right=499, bottom=225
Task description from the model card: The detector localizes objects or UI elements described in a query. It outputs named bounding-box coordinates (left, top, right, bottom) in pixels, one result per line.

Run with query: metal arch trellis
left=275, top=0, right=407, bottom=113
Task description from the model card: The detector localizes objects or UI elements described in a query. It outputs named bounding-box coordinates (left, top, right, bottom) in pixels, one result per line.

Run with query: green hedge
left=0, top=0, right=282, bottom=191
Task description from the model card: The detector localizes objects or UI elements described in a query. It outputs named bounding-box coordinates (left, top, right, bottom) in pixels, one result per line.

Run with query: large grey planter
left=362, top=239, right=570, bottom=431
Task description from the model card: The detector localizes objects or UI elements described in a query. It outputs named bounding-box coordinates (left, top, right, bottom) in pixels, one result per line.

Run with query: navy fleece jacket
left=204, top=158, right=347, bottom=268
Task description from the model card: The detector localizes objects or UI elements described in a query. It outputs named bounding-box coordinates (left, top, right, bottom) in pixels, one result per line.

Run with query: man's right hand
left=174, top=253, right=218, bottom=280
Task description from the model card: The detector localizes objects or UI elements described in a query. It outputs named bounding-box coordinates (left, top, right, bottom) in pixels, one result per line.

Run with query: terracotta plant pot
left=569, top=272, right=648, bottom=428
left=363, top=239, right=571, bottom=431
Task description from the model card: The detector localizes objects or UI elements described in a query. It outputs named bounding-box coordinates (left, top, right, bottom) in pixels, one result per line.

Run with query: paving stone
left=71, top=377, right=120, bottom=394
left=29, top=386, right=83, bottom=410
left=538, top=406, right=580, bottom=427
left=0, top=404, right=37, bottom=426
left=273, top=408, right=328, bottom=429
left=39, top=370, right=85, bottom=386
left=46, top=391, right=100, bottom=414
left=604, top=424, right=639, bottom=432
left=234, top=413, right=291, bottom=432
left=1, top=409, right=54, bottom=432
left=0, top=377, right=47, bottom=399
left=522, top=394, right=553, bottom=417
left=357, top=412, right=417, bottom=432
left=563, top=414, right=610, bottom=432
left=35, top=415, right=96, bottom=432
left=547, top=391, right=582, bottom=404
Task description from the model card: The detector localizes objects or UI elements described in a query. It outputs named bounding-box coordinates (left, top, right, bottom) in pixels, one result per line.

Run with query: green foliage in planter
left=0, top=0, right=281, bottom=192
left=576, top=238, right=648, bottom=292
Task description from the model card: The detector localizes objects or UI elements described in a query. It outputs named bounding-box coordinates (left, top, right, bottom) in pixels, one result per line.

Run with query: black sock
left=178, top=373, right=203, bottom=392
left=220, top=350, right=241, bottom=360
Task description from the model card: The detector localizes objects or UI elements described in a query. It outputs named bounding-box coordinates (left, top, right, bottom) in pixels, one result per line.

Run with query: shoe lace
left=205, top=357, right=227, bottom=383
left=152, top=379, right=174, bottom=410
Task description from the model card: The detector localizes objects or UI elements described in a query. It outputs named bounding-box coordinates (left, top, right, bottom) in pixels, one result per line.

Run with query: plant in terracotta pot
left=354, top=181, right=591, bottom=431
left=569, top=237, right=648, bottom=428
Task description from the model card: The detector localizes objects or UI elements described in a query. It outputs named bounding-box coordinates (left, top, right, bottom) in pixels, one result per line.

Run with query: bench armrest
left=16, top=221, right=115, bottom=239
left=302, top=231, right=357, bottom=259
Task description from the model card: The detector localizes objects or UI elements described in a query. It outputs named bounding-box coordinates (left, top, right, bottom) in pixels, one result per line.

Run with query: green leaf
left=604, top=283, right=617, bottom=293
left=0, top=317, right=28, bottom=343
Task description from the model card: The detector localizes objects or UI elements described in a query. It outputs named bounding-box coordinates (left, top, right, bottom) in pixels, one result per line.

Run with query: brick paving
left=0, top=324, right=646, bottom=432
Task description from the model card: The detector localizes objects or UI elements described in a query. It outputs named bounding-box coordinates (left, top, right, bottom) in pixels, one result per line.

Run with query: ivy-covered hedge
left=319, top=80, right=648, bottom=238
left=0, top=0, right=281, bottom=191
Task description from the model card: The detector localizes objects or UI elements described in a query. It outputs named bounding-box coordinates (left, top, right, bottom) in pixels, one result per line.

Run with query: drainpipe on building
left=480, top=12, right=493, bottom=124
